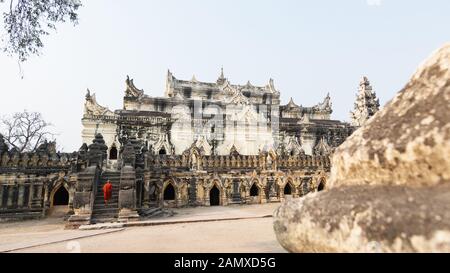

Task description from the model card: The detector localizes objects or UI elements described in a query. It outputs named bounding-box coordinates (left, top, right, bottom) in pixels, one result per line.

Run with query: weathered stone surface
left=330, top=44, right=450, bottom=188
left=72, top=192, right=92, bottom=209
left=274, top=184, right=450, bottom=252
left=274, top=44, right=450, bottom=253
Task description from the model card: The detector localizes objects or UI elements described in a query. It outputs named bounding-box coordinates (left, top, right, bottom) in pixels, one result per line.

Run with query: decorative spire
left=287, top=97, right=299, bottom=108
left=350, top=76, right=380, bottom=126
left=217, top=67, right=226, bottom=85
left=191, top=75, right=198, bottom=82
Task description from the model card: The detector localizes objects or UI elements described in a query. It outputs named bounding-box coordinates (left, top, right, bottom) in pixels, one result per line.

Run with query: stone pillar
left=34, top=183, right=44, bottom=208
left=0, top=185, right=3, bottom=208
left=7, top=186, right=13, bottom=208
left=231, top=180, right=241, bottom=203
left=142, top=182, right=150, bottom=209
left=43, top=184, right=50, bottom=214
left=188, top=178, right=197, bottom=206
left=260, top=187, right=267, bottom=204
left=300, top=129, right=316, bottom=156
left=268, top=180, right=278, bottom=202
left=204, top=186, right=210, bottom=207
left=18, top=184, right=24, bottom=208
left=118, top=166, right=140, bottom=222
left=25, top=184, right=32, bottom=208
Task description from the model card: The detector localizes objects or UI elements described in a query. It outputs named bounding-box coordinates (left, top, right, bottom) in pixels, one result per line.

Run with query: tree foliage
left=1, top=0, right=82, bottom=62
left=0, top=110, right=55, bottom=153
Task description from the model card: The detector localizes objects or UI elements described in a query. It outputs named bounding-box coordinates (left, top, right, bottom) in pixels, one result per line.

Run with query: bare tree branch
left=0, top=110, right=55, bottom=152
left=1, top=0, right=82, bottom=62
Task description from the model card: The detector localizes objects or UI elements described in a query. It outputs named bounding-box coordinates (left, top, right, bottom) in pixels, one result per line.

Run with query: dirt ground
left=0, top=203, right=286, bottom=253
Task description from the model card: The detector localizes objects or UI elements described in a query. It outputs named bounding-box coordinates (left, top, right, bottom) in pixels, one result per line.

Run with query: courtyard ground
left=0, top=203, right=286, bottom=253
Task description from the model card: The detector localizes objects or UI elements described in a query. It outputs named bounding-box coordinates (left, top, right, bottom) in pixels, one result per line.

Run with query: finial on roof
left=191, top=75, right=198, bottom=82
left=287, top=97, right=298, bottom=108
left=217, top=66, right=226, bottom=85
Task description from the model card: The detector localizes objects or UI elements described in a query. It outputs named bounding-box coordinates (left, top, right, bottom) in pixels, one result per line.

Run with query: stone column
left=18, top=184, right=24, bottom=208
left=7, top=186, right=13, bottom=208
left=260, top=187, right=267, bottom=204
left=268, top=180, right=278, bottom=202
left=188, top=178, right=197, bottom=206
left=204, top=186, right=210, bottom=206
left=0, top=185, right=3, bottom=208
left=27, top=184, right=33, bottom=208
left=231, top=180, right=241, bottom=203
left=300, top=129, right=316, bottom=156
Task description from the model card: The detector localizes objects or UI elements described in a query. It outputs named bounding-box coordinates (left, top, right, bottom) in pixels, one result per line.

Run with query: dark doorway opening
left=164, top=184, right=175, bottom=200
left=318, top=181, right=325, bottom=192
left=159, top=148, right=167, bottom=155
left=53, top=186, right=69, bottom=206
left=210, top=185, right=220, bottom=206
left=284, top=183, right=292, bottom=195
left=109, top=146, right=118, bottom=160
left=250, top=184, right=259, bottom=197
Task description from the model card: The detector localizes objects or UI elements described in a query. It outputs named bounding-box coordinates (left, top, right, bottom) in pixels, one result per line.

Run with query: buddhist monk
left=103, top=180, right=112, bottom=205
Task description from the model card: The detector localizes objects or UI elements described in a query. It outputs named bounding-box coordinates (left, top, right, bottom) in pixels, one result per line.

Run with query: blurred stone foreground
left=273, top=43, right=450, bottom=253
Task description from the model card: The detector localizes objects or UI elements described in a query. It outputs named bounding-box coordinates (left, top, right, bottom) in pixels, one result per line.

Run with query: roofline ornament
left=125, top=75, right=145, bottom=99
left=84, top=89, right=115, bottom=116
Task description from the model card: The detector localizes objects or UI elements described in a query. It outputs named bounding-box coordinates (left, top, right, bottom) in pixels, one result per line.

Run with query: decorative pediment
left=287, top=97, right=300, bottom=109
left=313, top=93, right=333, bottom=113
left=314, top=137, right=332, bottom=156
left=125, top=75, right=144, bottom=99
left=221, top=81, right=250, bottom=105
left=229, top=145, right=240, bottom=157
left=152, top=133, right=173, bottom=155
left=84, top=89, right=115, bottom=116
left=266, top=78, right=279, bottom=94
left=285, top=136, right=305, bottom=156
left=194, top=135, right=212, bottom=155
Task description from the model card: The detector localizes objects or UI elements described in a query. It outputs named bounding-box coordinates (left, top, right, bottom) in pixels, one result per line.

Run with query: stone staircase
left=91, top=171, right=120, bottom=224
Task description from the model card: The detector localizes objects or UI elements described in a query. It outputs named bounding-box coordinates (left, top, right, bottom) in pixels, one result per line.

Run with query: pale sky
left=0, top=0, right=449, bottom=152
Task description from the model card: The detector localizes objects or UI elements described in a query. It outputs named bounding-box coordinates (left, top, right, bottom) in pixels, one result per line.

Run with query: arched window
left=250, top=183, right=259, bottom=197
left=159, top=148, right=167, bottom=155
left=109, top=145, right=118, bottom=160
left=284, top=183, right=292, bottom=195
left=163, top=184, right=175, bottom=200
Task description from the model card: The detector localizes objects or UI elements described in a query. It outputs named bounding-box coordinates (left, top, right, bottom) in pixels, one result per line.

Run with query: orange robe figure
left=103, top=181, right=112, bottom=203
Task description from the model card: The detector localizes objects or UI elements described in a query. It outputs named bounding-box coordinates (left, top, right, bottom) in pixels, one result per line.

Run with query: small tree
left=1, top=110, right=55, bottom=152
left=1, top=0, right=82, bottom=62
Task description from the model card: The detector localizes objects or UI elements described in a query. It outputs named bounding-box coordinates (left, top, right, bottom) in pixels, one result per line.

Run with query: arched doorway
left=53, top=185, right=69, bottom=206
left=159, top=148, right=167, bottom=155
left=284, top=183, right=292, bottom=195
left=250, top=183, right=259, bottom=197
left=163, top=183, right=175, bottom=200
left=318, top=180, right=325, bottom=192
left=109, top=145, right=118, bottom=160
left=210, top=185, right=220, bottom=206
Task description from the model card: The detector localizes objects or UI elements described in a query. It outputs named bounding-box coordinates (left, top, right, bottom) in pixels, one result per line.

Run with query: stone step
left=94, top=201, right=118, bottom=205
left=95, top=195, right=119, bottom=199
left=94, top=201, right=119, bottom=205
left=91, top=218, right=118, bottom=224
left=91, top=213, right=118, bottom=219
left=92, top=207, right=119, bottom=212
